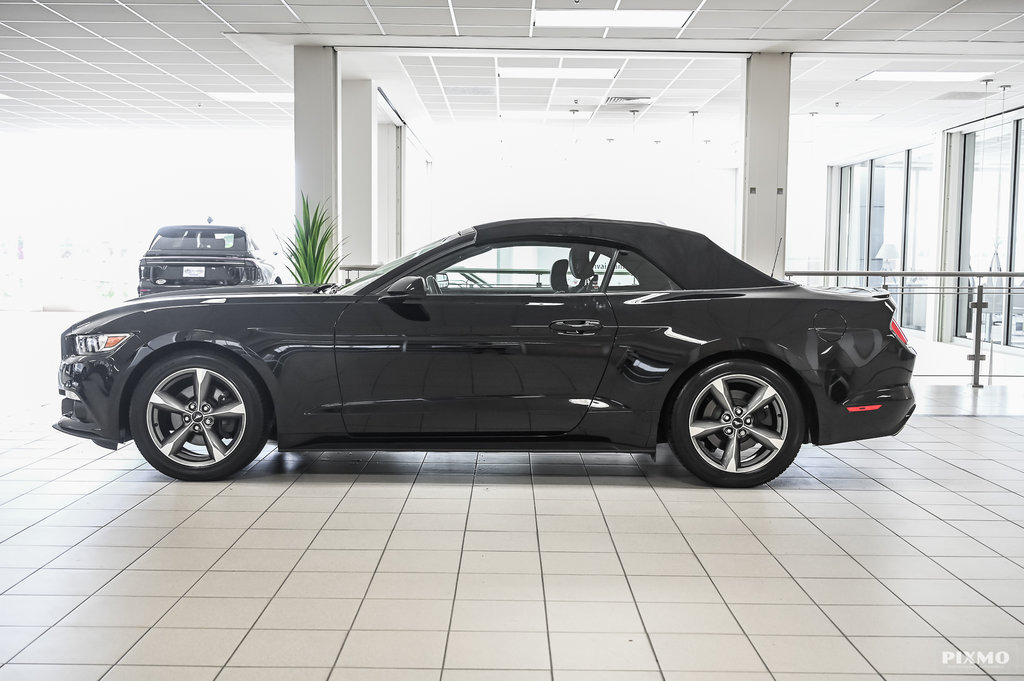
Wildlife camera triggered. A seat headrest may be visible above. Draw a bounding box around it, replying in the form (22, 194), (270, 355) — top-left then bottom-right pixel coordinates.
(569, 246), (594, 280)
(550, 259), (569, 293)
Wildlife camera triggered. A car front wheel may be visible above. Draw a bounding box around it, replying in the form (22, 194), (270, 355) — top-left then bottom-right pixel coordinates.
(128, 353), (268, 481)
(670, 359), (804, 488)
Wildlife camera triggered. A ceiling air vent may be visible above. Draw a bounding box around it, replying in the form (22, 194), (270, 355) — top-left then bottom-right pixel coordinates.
(604, 96), (653, 107)
(931, 91), (993, 101)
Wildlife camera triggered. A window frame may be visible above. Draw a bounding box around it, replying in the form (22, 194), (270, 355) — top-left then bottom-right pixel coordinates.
(368, 236), (681, 297)
(409, 239), (614, 296)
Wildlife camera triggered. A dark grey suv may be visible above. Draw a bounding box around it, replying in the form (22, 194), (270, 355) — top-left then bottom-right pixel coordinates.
(138, 225), (281, 296)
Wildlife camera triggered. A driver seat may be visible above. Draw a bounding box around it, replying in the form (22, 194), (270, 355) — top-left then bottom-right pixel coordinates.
(550, 259), (570, 293)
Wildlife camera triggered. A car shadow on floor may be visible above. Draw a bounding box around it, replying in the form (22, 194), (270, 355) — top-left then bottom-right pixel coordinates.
(228, 444), (719, 490)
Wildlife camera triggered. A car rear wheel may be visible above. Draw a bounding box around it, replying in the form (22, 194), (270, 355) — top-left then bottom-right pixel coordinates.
(670, 359), (803, 488)
(128, 353), (267, 481)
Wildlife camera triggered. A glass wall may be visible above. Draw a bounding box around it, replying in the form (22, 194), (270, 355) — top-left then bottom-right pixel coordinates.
(902, 146), (939, 331)
(836, 146), (938, 328)
(837, 161), (870, 285)
(1012, 131), (1024, 347)
(833, 116), (1024, 352)
(957, 124), (1016, 345)
(868, 153), (907, 276)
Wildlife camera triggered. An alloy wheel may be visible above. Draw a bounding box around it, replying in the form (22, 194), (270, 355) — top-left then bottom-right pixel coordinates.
(687, 373), (788, 474)
(144, 367), (247, 467)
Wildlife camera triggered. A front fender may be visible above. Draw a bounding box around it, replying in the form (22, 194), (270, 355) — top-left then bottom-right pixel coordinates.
(114, 330), (285, 441)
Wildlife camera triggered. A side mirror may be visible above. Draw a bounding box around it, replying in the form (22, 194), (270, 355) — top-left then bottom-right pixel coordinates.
(381, 275), (425, 301)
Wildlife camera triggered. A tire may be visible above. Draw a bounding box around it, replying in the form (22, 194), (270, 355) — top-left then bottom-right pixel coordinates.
(128, 352), (268, 481)
(669, 359), (804, 488)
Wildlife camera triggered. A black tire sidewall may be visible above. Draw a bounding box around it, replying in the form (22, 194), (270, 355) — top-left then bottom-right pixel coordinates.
(671, 359), (804, 488)
(128, 352), (267, 481)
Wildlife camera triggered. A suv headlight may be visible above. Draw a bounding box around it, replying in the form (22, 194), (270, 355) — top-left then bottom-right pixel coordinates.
(74, 333), (132, 354)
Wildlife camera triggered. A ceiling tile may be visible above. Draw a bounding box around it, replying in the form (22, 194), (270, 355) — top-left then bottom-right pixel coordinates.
(839, 12), (936, 30)
(129, 4), (227, 23)
(79, 21), (170, 37)
(452, 8), (529, 25)
(40, 3), (141, 22)
(290, 5), (376, 22)
(688, 10), (776, 28)
(916, 12), (1019, 30)
(762, 10), (857, 30)
(4, 21), (96, 38)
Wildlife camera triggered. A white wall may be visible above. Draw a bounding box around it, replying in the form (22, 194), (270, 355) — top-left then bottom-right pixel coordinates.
(0, 128), (293, 309)
(426, 126), (742, 255)
(400, 129), (434, 252)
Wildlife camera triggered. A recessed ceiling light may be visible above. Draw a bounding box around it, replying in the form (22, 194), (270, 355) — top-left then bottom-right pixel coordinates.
(500, 110), (593, 120)
(859, 71), (992, 83)
(498, 67), (619, 80)
(534, 9), (692, 28)
(208, 92), (293, 103)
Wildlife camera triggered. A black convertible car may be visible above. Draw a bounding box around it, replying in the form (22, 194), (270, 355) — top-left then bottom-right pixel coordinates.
(56, 218), (916, 487)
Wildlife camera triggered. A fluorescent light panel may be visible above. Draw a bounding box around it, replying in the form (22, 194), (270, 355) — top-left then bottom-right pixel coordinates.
(498, 67), (618, 80)
(534, 9), (692, 27)
(208, 92), (294, 103)
(860, 71), (992, 82)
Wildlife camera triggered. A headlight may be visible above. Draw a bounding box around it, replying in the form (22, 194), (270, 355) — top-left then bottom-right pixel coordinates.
(74, 333), (132, 354)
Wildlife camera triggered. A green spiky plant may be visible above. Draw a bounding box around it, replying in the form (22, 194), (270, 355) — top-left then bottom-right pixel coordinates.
(282, 194), (341, 285)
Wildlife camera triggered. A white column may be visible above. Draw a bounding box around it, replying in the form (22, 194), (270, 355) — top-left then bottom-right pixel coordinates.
(741, 52), (791, 276)
(293, 46), (339, 229)
(341, 79), (378, 266)
(377, 122), (400, 263)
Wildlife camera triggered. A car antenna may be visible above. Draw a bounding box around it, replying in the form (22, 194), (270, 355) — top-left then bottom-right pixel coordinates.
(769, 237), (783, 278)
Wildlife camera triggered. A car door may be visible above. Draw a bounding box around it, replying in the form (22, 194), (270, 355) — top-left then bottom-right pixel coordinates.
(335, 240), (618, 436)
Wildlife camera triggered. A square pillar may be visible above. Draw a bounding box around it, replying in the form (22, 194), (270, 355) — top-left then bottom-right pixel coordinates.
(293, 46), (339, 230)
(341, 79), (378, 266)
(742, 53), (791, 276)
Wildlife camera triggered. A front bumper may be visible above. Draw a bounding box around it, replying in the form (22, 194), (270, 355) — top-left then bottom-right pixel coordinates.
(55, 350), (126, 448)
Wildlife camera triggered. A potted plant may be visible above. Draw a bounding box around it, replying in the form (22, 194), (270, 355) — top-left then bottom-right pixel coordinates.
(282, 193), (341, 285)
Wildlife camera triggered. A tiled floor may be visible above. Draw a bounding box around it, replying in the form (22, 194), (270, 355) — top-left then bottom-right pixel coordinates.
(2, 395), (1024, 680)
(3, 312), (1024, 679)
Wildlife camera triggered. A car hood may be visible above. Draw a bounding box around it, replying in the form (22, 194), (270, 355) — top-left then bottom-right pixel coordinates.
(63, 285), (328, 336)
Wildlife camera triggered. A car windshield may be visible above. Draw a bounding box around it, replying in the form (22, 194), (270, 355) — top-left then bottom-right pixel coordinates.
(334, 230), (473, 293)
(150, 228), (248, 252)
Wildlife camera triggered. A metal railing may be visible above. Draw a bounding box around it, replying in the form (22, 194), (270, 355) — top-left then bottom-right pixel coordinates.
(786, 270), (1024, 388)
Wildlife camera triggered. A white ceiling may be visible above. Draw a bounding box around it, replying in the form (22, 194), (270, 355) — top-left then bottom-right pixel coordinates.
(1, 0), (1024, 129)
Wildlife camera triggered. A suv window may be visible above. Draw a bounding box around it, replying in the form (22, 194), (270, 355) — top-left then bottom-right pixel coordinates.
(420, 242), (613, 295)
(150, 228), (248, 252)
(605, 250), (680, 291)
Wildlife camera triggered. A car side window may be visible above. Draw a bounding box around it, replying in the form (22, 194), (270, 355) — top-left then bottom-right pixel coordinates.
(420, 242), (613, 295)
(605, 250), (680, 291)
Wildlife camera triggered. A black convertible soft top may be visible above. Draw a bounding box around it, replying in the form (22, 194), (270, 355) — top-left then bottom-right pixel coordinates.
(473, 217), (783, 290)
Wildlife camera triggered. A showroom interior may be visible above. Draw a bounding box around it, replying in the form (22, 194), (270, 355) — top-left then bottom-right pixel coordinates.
(4, 0), (1024, 679)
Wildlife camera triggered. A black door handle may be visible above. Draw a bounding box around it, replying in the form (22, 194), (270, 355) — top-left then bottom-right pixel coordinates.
(550, 319), (602, 335)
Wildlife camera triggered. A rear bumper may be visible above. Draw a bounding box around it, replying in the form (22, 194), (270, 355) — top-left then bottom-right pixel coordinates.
(815, 384), (916, 446)
(138, 280), (218, 296)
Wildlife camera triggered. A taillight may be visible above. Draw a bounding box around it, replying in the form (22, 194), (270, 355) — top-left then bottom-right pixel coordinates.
(890, 318), (909, 346)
